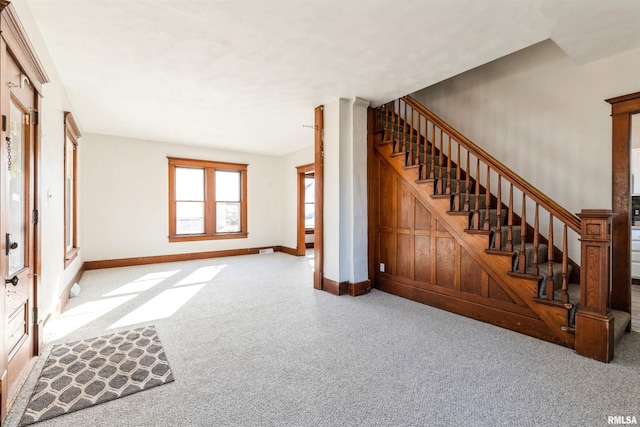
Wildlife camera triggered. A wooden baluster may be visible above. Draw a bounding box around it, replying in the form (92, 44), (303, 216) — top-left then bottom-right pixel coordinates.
(546, 215), (555, 300)
(385, 102), (391, 142)
(408, 105), (414, 166)
(518, 194), (526, 273)
(393, 100), (400, 153)
(472, 158), (481, 229)
(446, 134), (452, 194)
(494, 175), (502, 249)
(561, 225), (569, 303)
(454, 143), (462, 210)
(484, 165), (491, 230)
(403, 100), (408, 154)
(463, 151), (470, 211)
(532, 204), (539, 276)
(506, 184), (513, 252)
(438, 129), (444, 193)
(417, 115), (424, 179)
(429, 123), (436, 179)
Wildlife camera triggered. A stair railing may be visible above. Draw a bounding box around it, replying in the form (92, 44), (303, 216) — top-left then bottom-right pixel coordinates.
(378, 96), (601, 311)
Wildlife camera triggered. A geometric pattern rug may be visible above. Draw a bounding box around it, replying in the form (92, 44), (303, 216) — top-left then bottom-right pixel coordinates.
(19, 325), (174, 426)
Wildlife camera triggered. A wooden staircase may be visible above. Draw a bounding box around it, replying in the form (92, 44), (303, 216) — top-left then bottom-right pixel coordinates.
(368, 96), (630, 362)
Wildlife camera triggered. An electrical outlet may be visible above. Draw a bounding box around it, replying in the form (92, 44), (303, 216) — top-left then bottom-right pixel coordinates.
(380, 263), (385, 273)
(635, 209), (640, 216)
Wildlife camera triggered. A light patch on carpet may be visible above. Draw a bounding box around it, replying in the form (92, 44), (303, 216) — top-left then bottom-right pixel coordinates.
(103, 270), (180, 297)
(109, 284), (205, 329)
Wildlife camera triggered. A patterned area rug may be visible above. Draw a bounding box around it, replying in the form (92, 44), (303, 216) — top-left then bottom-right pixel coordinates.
(19, 325), (174, 426)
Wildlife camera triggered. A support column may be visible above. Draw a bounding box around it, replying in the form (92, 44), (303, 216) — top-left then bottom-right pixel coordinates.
(574, 209), (616, 362)
(321, 97), (371, 296)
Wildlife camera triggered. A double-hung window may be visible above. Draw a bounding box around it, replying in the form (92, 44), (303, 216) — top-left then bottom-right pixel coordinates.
(168, 157), (247, 242)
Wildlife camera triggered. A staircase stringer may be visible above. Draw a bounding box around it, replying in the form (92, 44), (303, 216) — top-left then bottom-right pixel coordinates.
(375, 142), (575, 347)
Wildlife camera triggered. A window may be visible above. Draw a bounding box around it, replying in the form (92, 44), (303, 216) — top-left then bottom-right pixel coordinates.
(64, 112), (81, 267)
(168, 157), (247, 242)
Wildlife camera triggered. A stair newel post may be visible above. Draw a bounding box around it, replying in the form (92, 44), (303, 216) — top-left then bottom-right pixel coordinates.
(472, 158), (481, 229)
(454, 143), (462, 210)
(429, 123), (436, 179)
(506, 184), (513, 252)
(463, 151), (470, 211)
(494, 175), (502, 249)
(561, 224), (569, 304)
(546, 215), (555, 301)
(518, 194), (527, 273)
(575, 209), (616, 363)
(532, 204), (539, 276)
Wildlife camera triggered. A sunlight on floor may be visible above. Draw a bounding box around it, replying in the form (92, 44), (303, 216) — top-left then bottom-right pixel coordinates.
(109, 284), (206, 329)
(48, 295), (137, 341)
(103, 270), (180, 297)
(306, 249), (314, 269)
(175, 265), (225, 287)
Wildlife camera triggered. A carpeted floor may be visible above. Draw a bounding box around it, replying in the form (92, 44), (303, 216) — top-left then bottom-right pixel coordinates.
(4, 251), (640, 426)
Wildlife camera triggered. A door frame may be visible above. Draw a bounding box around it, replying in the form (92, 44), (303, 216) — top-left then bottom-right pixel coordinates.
(296, 163), (314, 256)
(314, 106), (324, 290)
(607, 91), (640, 318)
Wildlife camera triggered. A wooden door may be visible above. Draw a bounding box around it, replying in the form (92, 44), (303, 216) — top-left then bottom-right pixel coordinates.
(2, 54), (36, 406)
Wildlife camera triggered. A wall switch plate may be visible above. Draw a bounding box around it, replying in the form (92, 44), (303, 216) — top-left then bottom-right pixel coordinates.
(379, 263), (385, 273)
(634, 209), (640, 216)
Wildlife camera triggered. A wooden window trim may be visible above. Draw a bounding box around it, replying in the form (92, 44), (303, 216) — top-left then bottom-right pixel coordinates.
(168, 157), (248, 242)
(64, 111), (81, 268)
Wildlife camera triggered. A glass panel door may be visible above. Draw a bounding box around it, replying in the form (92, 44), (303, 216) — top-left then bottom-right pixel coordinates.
(8, 99), (27, 275)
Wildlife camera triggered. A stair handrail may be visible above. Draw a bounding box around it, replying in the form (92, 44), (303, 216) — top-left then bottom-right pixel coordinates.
(402, 95), (581, 234)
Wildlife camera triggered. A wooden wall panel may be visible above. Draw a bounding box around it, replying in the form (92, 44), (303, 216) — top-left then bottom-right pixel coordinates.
(397, 182), (412, 230)
(415, 200), (431, 230)
(436, 237), (455, 288)
(396, 233), (413, 280)
(414, 235), (431, 283)
(488, 277), (516, 304)
(460, 247), (485, 296)
(380, 231), (395, 276)
(380, 166), (394, 229)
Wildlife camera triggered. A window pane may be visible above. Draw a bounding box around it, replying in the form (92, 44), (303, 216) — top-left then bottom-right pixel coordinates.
(176, 201), (204, 234)
(304, 177), (314, 203)
(215, 170), (240, 201)
(305, 203), (314, 229)
(216, 202), (240, 232)
(176, 167), (204, 201)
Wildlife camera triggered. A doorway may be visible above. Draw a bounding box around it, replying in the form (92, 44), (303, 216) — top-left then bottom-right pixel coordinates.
(296, 164), (314, 256)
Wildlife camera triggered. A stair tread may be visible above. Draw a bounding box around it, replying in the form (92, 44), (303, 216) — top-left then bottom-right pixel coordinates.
(612, 310), (631, 345)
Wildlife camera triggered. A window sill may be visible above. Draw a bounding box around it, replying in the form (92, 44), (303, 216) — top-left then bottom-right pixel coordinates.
(169, 232), (248, 243)
(64, 247), (80, 269)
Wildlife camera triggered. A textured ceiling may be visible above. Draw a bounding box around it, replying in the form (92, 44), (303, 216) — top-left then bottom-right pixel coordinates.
(23, 0), (640, 155)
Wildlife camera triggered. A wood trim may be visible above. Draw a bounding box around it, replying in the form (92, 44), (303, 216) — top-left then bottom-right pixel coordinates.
(607, 92), (637, 315)
(84, 246), (290, 270)
(349, 280), (371, 296)
(402, 96), (581, 234)
(0, 4), (49, 94)
(305, 242), (314, 249)
(279, 246), (298, 256)
(322, 278), (348, 296)
(314, 106), (324, 290)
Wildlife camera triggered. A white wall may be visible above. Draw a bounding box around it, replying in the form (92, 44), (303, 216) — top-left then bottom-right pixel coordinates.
(13, 0), (84, 321)
(323, 98), (369, 284)
(81, 134), (287, 261)
(412, 40), (640, 215)
(279, 146), (314, 250)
